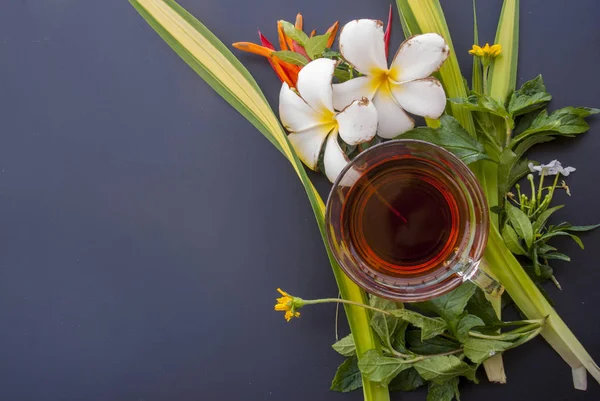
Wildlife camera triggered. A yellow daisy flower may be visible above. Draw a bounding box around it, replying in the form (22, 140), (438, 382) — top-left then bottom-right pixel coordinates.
(469, 43), (502, 66)
(469, 44), (484, 57)
(274, 288), (303, 322)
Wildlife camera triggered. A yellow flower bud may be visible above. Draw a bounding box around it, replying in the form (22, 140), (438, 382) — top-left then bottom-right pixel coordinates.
(469, 43), (502, 66)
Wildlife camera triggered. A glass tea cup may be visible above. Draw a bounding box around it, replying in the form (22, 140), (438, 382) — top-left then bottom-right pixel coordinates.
(325, 140), (502, 302)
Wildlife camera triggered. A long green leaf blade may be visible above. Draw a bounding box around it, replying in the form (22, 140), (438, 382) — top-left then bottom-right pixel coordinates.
(488, 0), (520, 102)
(471, 0), (483, 92)
(129, 1), (389, 399)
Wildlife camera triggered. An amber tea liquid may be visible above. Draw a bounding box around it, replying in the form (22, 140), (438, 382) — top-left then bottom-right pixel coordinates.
(341, 157), (462, 279)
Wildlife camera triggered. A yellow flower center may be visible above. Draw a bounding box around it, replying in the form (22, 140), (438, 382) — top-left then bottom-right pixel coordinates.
(370, 69), (391, 91)
(319, 108), (336, 124)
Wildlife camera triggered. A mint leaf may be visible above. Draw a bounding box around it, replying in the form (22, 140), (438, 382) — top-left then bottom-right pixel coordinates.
(389, 309), (448, 341)
(415, 355), (477, 384)
(466, 288), (501, 326)
(358, 350), (412, 386)
(304, 33), (331, 59)
(512, 134), (555, 157)
(463, 338), (512, 364)
(514, 106), (599, 143)
(332, 334), (356, 357)
(449, 91), (510, 119)
(369, 296), (401, 347)
(272, 50), (308, 66)
(426, 377), (460, 401)
(392, 321), (410, 354)
(474, 112), (501, 151)
(399, 115), (489, 165)
(561, 106), (600, 118)
(371, 312), (397, 348)
(389, 367), (426, 392)
(279, 20), (309, 46)
(406, 330), (461, 355)
(513, 109), (542, 136)
(497, 148), (533, 209)
(508, 75), (552, 117)
(369, 295), (400, 311)
(506, 203), (534, 248)
(525, 263), (554, 280)
(415, 283), (477, 325)
(502, 224), (528, 255)
(497, 148), (518, 202)
(330, 356), (362, 392)
(508, 157), (533, 192)
(532, 205), (564, 232)
(456, 314), (485, 342)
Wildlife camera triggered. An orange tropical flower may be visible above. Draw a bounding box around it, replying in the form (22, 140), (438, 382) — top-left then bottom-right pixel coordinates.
(233, 13), (339, 88)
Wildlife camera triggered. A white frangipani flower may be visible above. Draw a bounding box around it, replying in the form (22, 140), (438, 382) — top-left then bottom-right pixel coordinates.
(528, 160), (576, 176)
(333, 19), (450, 138)
(279, 58), (378, 182)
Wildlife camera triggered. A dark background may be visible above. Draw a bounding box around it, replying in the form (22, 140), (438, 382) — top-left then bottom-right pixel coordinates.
(0, 0), (598, 400)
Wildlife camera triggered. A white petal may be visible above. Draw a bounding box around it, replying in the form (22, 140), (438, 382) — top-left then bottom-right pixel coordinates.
(279, 83), (324, 132)
(288, 124), (334, 170)
(323, 131), (350, 183)
(390, 33), (450, 82)
(296, 58), (336, 114)
(339, 19), (388, 75)
(332, 76), (377, 111)
(372, 86), (414, 138)
(389, 78), (447, 118)
(561, 166), (576, 176)
(335, 98), (378, 145)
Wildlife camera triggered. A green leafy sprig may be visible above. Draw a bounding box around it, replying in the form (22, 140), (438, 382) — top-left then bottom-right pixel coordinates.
(498, 170), (600, 291)
(448, 75), (598, 291)
(330, 284), (545, 400)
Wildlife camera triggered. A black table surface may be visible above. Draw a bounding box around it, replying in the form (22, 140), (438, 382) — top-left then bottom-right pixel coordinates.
(1, 0), (599, 400)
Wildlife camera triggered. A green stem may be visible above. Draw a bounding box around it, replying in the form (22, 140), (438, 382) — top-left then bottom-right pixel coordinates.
(383, 345), (463, 363)
(482, 64), (490, 95)
(468, 323), (540, 340)
(505, 118), (512, 147)
(550, 275), (563, 290)
(305, 298), (393, 316)
(383, 346), (412, 359)
(402, 348), (463, 364)
(548, 173), (561, 200)
(469, 331), (504, 340)
(537, 173), (545, 205)
(528, 174), (537, 213)
(440, 332), (458, 341)
(510, 322), (543, 335)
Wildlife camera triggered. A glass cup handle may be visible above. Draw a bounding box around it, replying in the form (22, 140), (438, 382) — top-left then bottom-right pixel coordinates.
(462, 259), (504, 297)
